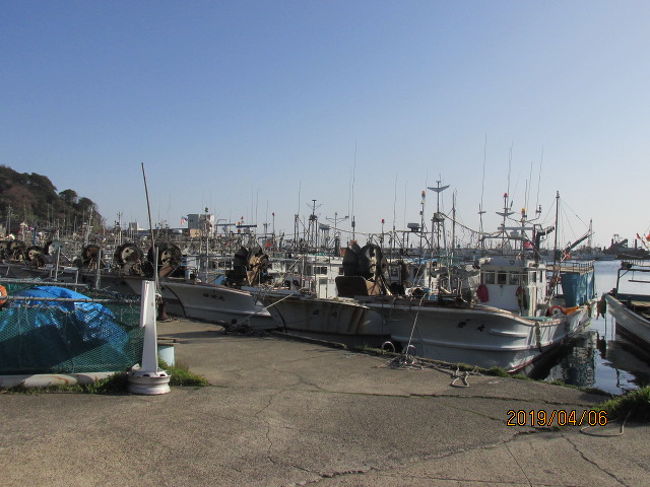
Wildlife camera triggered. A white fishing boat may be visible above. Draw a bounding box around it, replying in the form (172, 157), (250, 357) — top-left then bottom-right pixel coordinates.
(29, 242), (277, 329)
(246, 252), (389, 346)
(605, 259), (650, 350)
(338, 192), (596, 371)
(355, 256), (594, 371)
(256, 289), (388, 346)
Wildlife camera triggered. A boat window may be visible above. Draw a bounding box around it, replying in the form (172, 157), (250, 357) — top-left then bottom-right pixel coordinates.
(520, 273), (528, 285)
(497, 272), (507, 285)
(483, 271), (496, 284)
(530, 271), (536, 283)
(509, 272), (520, 285)
(339, 267), (345, 275)
(315, 266), (328, 275)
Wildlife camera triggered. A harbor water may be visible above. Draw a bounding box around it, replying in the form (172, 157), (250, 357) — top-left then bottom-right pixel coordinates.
(533, 260), (650, 394)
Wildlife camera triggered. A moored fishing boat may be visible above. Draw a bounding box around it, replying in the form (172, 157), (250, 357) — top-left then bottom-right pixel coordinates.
(338, 192), (597, 371)
(605, 259), (650, 351)
(355, 256), (595, 371)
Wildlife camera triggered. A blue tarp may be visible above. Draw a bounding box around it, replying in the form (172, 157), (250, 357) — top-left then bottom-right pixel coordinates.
(561, 271), (595, 307)
(0, 286), (141, 374)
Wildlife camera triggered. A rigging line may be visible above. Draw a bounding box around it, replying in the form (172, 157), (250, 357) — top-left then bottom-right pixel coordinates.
(403, 182), (407, 229)
(560, 206), (579, 243)
(525, 160), (533, 212)
(560, 199), (589, 228)
(392, 174), (397, 231)
(438, 212), (481, 235)
(351, 141), (357, 223)
(535, 147), (543, 211)
(511, 169), (522, 209)
(506, 143), (513, 198)
(480, 134), (487, 211)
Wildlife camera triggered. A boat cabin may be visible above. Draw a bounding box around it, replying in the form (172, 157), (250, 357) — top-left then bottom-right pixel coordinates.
(478, 256), (547, 316)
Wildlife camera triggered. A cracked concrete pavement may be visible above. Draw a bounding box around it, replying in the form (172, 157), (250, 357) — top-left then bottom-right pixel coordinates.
(0, 318), (647, 487)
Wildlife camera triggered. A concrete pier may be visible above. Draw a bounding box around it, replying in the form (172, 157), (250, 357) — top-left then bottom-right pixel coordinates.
(0, 318), (648, 486)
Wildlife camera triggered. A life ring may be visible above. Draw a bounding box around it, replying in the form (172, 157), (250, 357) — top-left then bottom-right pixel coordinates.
(0, 285), (7, 308)
(548, 305), (565, 317)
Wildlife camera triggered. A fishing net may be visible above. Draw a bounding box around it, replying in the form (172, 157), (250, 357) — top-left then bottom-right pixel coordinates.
(0, 280), (143, 375)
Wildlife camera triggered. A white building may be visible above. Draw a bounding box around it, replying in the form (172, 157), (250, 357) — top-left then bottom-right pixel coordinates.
(187, 213), (216, 237)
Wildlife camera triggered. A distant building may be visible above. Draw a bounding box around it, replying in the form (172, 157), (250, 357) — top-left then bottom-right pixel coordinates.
(186, 213), (216, 237)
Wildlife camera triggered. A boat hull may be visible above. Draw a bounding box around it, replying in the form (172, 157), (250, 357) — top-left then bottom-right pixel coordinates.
(605, 294), (650, 349)
(77, 273), (274, 329)
(160, 280), (274, 329)
(364, 299), (592, 372)
(258, 292), (389, 347)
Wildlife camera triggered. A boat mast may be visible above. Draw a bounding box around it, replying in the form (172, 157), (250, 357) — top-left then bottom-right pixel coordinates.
(451, 191), (456, 260)
(419, 190), (425, 257)
(479, 135), (487, 252)
(551, 191), (560, 295)
(496, 192), (514, 252)
(141, 162), (159, 291)
(427, 179), (449, 253)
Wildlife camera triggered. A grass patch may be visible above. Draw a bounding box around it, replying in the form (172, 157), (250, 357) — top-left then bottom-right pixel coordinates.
(159, 360), (209, 387)
(544, 379), (609, 396)
(594, 386), (650, 423)
(485, 366), (510, 377)
(512, 373), (533, 381)
(0, 373), (130, 394)
(1, 362), (208, 394)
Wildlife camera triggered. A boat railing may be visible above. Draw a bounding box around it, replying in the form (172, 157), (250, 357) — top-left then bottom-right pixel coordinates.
(620, 259), (650, 271)
(548, 261), (594, 274)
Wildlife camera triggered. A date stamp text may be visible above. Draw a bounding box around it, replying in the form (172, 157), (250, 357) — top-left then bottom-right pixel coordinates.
(506, 409), (608, 427)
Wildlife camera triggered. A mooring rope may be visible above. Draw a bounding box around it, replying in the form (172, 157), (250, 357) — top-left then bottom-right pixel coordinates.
(579, 409), (631, 437)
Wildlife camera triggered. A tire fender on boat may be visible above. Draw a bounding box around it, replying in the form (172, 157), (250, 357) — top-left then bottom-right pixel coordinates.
(548, 305), (565, 317)
(0, 284), (7, 308)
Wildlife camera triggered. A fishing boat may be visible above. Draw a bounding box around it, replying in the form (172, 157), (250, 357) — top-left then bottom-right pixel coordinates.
(15, 241), (278, 330)
(605, 259), (650, 351)
(352, 256), (595, 371)
(249, 253), (389, 347)
(338, 192), (597, 371)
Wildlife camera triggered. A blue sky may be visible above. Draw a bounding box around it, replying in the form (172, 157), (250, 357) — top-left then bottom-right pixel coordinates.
(2, 1), (649, 248)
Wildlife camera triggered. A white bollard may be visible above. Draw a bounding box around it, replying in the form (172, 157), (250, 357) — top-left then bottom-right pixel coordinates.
(128, 280), (171, 395)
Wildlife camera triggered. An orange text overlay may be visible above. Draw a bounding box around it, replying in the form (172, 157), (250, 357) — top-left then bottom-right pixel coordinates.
(506, 409), (608, 427)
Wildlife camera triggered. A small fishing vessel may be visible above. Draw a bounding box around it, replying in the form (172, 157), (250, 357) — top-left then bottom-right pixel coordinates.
(339, 192), (597, 372)
(354, 256), (595, 371)
(605, 259), (650, 351)
(247, 252), (390, 346)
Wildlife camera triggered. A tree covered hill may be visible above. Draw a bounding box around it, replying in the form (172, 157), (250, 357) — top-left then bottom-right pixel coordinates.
(0, 165), (103, 235)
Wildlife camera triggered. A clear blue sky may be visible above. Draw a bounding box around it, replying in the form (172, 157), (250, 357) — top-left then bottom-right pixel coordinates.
(2, 1), (649, 248)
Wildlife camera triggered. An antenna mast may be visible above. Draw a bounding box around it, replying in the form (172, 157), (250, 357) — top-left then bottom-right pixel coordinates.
(479, 135), (487, 251)
(427, 179), (449, 252)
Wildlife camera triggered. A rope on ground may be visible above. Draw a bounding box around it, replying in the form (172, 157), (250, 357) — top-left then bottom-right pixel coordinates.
(380, 346), (483, 388)
(579, 410), (631, 437)
(450, 366), (471, 388)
